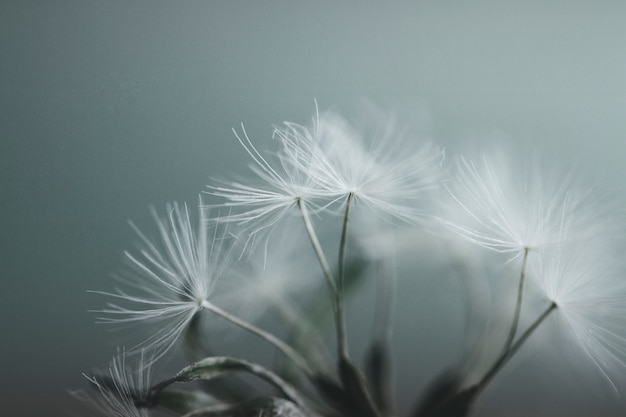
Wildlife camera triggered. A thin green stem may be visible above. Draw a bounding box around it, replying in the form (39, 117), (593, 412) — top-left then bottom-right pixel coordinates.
(336, 194), (382, 417)
(201, 301), (314, 377)
(298, 198), (350, 365)
(476, 302), (557, 395)
(502, 247), (530, 356)
(298, 196), (377, 415)
(336, 192), (354, 360)
(297, 199), (336, 294)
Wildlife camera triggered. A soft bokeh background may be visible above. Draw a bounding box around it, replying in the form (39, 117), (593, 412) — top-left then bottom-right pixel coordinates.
(3, 1), (626, 416)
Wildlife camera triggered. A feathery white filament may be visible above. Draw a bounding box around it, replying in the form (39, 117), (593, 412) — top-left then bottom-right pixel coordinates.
(92, 202), (233, 364)
(75, 350), (152, 417)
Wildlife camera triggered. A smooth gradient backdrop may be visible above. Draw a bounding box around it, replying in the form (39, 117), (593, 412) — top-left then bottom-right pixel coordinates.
(2, 1), (626, 416)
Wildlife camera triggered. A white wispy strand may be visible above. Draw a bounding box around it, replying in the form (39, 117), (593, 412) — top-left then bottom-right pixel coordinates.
(74, 350), (152, 417)
(206, 107), (444, 245)
(287, 111), (445, 222)
(205, 119), (328, 244)
(531, 244), (626, 391)
(91, 201), (233, 363)
(440, 149), (605, 262)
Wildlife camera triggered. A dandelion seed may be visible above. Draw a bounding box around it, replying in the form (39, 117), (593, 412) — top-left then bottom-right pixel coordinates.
(205, 118), (327, 247)
(530, 243), (626, 390)
(440, 148), (607, 262)
(289, 110), (444, 222)
(91, 201), (234, 364)
(73, 350), (152, 417)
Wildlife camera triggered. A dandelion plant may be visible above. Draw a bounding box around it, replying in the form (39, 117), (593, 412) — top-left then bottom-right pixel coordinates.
(76, 105), (626, 417)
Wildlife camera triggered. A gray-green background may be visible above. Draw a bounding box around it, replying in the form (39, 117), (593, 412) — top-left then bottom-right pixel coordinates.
(3, 1), (626, 416)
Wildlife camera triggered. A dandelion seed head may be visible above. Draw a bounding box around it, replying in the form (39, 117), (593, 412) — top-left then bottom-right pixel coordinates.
(73, 350), (152, 417)
(92, 201), (235, 364)
(205, 118), (329, 249)
(531, 243), (626, 391)
(289, 108), (445, 222)
(440, 146), (610, 262)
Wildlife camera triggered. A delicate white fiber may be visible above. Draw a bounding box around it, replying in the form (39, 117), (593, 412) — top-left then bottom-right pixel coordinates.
(92, 201), (234, 364)
(74, 350), (152, 417)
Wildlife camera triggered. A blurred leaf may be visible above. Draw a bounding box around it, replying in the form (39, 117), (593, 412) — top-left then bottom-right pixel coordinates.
(286, 255), (370, 368)
(412, 371), (477, 417)
(364, 340), (392, 414)
(181, 397), (307, 417)
(310, 358), (381, 417)
(310, 255), (370, 330)
(338, 357), (380, 417)
(310, 373), (348, 413)
(427, 387), (477, 417)
(343, 255), (370, 289)
(184, 313), (209, 361)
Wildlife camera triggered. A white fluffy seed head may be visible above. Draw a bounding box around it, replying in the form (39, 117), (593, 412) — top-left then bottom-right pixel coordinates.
(204, 119), (330, 252)
(440, 147), (611, 263)
(74, 350), (152, 417)
(92, 201), (235, 364)
(284, 109), (445, 222)
(530, 242), (626, 391)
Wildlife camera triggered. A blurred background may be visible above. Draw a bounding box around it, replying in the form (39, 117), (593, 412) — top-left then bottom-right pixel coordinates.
(2, 1), (626, 416)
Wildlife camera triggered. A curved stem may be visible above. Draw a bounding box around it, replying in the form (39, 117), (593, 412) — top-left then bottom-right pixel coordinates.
(201, 301), (314, 377)
(336, 192), (354, 360)
(150, 357), (314, 415)
(476, 302), (557, 395)
(298, 198), (349, 363)
(297, 199), (336, 294)
(502, 247), (530, 356)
